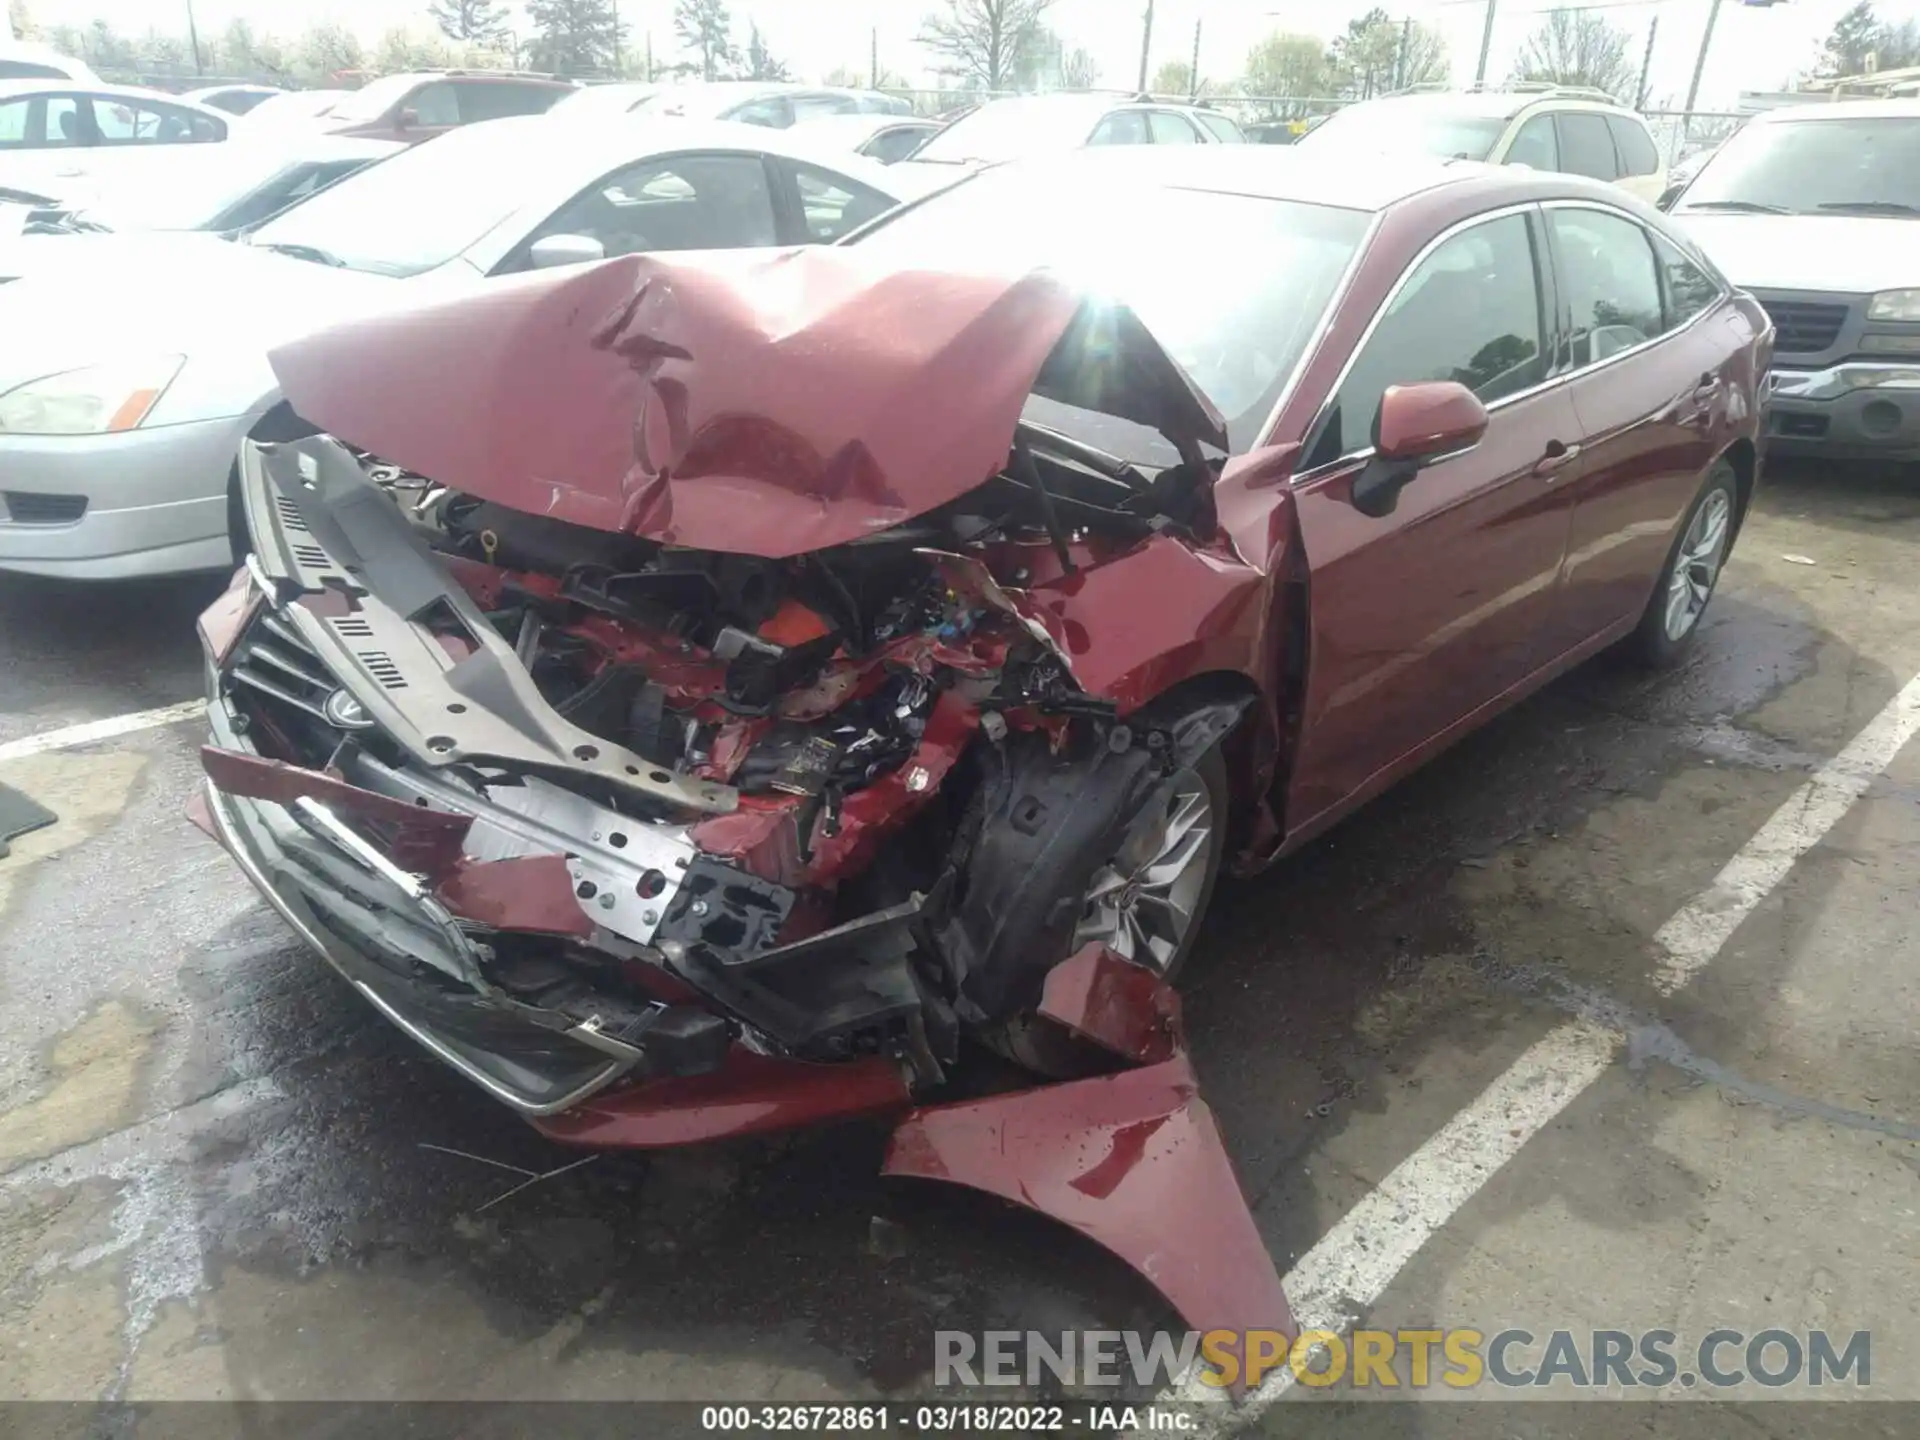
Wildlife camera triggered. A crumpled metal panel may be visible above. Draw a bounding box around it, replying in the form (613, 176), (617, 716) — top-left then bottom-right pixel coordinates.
(265, 246), (1226, 558)
(883, 1050), (1295, 1350)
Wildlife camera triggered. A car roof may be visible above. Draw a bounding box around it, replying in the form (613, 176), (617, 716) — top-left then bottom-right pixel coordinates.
(975, 142), (1638, 214)
(429, 113), (912, 196)
(1751, 98), (1920, 122)
(1339, 89), (1635, 121)
(799, 113), (935, 140)
(0, 79), (230, 115)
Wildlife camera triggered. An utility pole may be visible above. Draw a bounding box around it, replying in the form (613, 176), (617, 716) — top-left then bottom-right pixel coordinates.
(185, 0), (204, 74)
(1137, 0), (1154, 91)
(871, 26), (879, 89)
(1396, 16), (1412, 91)
(646, 32), (654, 82)
(1189, 18), (1201, 99)
(1683, 0), (1725, 113)
(1636, 16), (1659, 109)
(1473, 0), (1496, 88)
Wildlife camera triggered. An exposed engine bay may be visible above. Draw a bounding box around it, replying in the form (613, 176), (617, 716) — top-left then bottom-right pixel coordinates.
(215, 426), (1243, 1099)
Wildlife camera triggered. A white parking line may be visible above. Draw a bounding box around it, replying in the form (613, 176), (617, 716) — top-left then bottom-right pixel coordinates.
(1173, 670), (1920, 1426)
(0, 701), (203, 766)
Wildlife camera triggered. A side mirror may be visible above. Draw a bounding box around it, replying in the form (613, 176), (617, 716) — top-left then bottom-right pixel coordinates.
(1351, 381), (1489, 518)
(1656, 182), (1684, 211)
(529, 233), (607, 270)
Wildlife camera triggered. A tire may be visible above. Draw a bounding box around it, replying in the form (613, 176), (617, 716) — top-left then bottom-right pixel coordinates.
(983, 742), (1230, 1078)
(1625, 460), (1738, 668)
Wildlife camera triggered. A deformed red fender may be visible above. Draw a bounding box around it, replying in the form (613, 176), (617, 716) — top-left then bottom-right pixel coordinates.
(883, 1054), (1294, 1348)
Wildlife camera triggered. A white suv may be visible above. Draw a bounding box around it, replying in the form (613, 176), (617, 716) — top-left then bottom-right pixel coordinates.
(1296, 87), (1669, 204)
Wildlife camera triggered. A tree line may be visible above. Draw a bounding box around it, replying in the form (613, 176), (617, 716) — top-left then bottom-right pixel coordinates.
(18, 0), (1862, 108)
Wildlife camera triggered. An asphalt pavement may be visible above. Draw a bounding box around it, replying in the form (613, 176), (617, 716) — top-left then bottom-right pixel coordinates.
(1, 460), (1917, 1434)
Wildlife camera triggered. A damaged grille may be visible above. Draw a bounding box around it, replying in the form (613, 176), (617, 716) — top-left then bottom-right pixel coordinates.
(230, 612), (340, 725)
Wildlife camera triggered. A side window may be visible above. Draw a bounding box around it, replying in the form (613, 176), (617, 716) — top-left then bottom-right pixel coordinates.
(1505, 115), (1558, 171)
(1148, 111), (1200, 144)
(0, 99), (27, 145)
(793, 93), (858, 122)
(1089, 110), (1150, 145)
(863, 126), (928, 164)
(1652, 231), (1721, 329)
(1317, 213), (1545, 462)
(95, 100), (212, 145)
(1555, 113), (1619, 181)
(44, 96), (93, 146)
(409, 83), (460, 127)
(1549, 208), (1665, 364)
(458, 82), (556, 122)
(727, 96), (792, 128)
(790, 162), (895, 241)
(190, 111), (227, 142)
(1195, 112), (1246, 142)
(507, 153), (778, 272)
(1607, 116), (1661, 178)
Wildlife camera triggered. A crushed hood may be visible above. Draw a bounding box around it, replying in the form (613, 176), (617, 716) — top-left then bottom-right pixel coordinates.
(267, 245), (1227, 558)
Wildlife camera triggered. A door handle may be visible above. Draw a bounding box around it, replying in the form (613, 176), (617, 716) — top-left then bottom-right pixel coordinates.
(1533, 440), (1582, 477)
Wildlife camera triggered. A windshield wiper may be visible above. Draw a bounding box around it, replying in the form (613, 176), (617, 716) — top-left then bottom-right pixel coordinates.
(1816, 200), (1920, 217)
(249, 239), (347, 267)
(1679, 199), (1795, 215)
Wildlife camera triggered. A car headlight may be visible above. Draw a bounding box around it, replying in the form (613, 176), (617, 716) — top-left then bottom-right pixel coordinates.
(0, 356), (185, 436)
(1867, 290), (1920, 322)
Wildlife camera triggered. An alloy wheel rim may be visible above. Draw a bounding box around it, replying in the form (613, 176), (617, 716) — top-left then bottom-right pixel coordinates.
(1664, 488), (1732, 642)
(1073, 769), (1214, 974)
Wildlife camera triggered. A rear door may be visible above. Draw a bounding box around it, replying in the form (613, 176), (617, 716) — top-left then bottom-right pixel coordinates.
(1285, 207), (1583, 833)
(1554, 111), (1622, 186)
(1539, 203), (1731, 651)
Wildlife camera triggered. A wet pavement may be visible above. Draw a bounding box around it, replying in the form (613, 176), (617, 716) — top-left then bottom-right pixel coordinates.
(2, 459), (1918, 1428)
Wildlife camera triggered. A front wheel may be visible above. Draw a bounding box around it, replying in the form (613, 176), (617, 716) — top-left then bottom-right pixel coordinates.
(1626, 461), (1738, 667)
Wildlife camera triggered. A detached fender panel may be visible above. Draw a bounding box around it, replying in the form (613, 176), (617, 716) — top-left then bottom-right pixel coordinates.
(883, 1053), (1295, 1346)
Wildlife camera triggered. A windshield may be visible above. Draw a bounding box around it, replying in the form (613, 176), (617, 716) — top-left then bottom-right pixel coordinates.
(77, 146), (295, 230)
(1297, 101), (1507, 161)
(250, 125), (541, 276)
(850, 165), (1369, 452)
(1678, 117), (1920, 214)
(914, 97), (1110, 164)
(324, 75), (415, 124)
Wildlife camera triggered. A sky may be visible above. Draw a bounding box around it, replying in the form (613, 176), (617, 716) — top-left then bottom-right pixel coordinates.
(12, 0), (1920, 109)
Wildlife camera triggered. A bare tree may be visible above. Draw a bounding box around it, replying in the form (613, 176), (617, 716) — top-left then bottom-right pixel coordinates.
(1511, 10), (1636, 100)
(1060, 45), (1099, 89)
(675, 0), (739, 81)
(745, 22), (791, 81)
(918, 0), (1057, 91)
(427, 0), (508, 45)
(9, 0), (36, 41)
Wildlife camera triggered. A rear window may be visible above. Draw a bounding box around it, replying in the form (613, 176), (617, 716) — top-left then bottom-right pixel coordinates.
(1556, 113), (1620, 181)
(1607, 115), (1660, 177)
(1195, 111), (1246, 143)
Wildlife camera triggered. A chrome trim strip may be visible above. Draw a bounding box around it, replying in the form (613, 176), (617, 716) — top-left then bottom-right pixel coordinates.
(230, 668), (330, 720)
(205, 779), (630, 1117)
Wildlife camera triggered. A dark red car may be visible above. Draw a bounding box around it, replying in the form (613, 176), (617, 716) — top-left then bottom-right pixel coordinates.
(193, 148), (1768, 1346)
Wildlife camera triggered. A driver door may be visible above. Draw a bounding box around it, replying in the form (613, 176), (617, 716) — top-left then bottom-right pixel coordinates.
(1283, 207), (1583, 839)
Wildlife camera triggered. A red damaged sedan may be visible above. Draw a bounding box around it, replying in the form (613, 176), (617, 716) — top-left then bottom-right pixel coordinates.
(193, 147), (1769, 1344)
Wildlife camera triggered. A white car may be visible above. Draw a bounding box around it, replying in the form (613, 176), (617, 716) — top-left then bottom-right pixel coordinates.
(1294, 88), (1668, 205)
(240, 89), (351, 130)
(1670, 99), (1920, 459)
(0, 81), (230, 202)
(1, 135), (398, 270)
(794, 112), (941, 164)
(0, 41), (98, 84)
(183, 84), (286, 117)
(0, 117), (912, 580)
